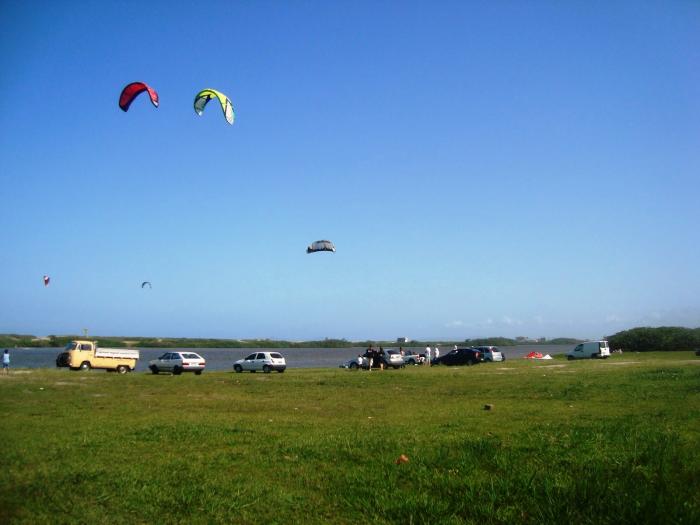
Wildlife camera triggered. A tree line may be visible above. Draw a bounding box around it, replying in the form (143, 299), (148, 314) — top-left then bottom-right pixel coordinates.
(606, 326), (700, 352)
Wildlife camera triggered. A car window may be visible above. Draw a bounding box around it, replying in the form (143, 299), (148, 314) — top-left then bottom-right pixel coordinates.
(270, 353), (283, 359)
(256, 353), (266, 360)
(245, 354), (256, 360)
(182, 353), (200, 359)
(158, 353), (169, 360)
(575, 345), (582, 352)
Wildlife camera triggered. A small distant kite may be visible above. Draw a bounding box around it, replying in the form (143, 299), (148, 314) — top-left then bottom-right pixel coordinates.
(307, 240), (335, 254)
(119, 82), (159, 112)
(43, 275), (50, 286)
(141, 281), (152, 289)
(194, 88), (234, 125)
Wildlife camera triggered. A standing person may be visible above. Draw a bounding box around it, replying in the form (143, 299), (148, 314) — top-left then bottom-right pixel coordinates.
(2, 349), (9, 374)
(434, 346), (440, 361)
(378, 347), (386, 370)
(365, 344), (374, 371)
(425, 345), (431, 366)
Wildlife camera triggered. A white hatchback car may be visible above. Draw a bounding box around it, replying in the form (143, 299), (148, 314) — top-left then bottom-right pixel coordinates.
(149, 351), (206, 375)
(233, 352), (286, 373)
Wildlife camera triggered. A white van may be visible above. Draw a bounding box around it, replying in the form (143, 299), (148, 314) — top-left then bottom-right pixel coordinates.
(567, 341), (610, 360)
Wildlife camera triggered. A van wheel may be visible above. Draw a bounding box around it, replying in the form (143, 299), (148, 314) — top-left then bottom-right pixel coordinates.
(150, 365), (159, 374)
(80, 361), (91, 371)
(234, 365), (243, 373)
(263, 365), (271, 373)
(116, 365), (128, 374)
(567, 355), (575, 361)
(173, 366), (183, 375)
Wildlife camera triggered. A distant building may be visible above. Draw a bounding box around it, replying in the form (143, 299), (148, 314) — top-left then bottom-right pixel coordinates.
(397, 337), (409, 343)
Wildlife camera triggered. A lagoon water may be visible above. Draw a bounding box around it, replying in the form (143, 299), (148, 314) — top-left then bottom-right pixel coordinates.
(5, 345), (573, 371)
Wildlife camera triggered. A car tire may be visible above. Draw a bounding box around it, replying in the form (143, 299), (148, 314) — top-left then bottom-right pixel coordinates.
(408, 359), (415, 365)
(263, 365), (271, 373)
(277, 369), (284, 373)
(349, 362), (358, 369)
(567, 355), (575, 361)
(150, 365), (159, 374)
(234, 364), (243, 373)
(80, 361), (91, 371)
(194, 370), (202, 375)
(173, 366), (183, 376)
(116, 365), (128, 374)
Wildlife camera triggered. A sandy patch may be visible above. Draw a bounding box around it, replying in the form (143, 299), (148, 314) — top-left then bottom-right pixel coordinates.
(604, 361), (640, 365)
(539, 364), (566, 368)
(497, 368), (515, 371)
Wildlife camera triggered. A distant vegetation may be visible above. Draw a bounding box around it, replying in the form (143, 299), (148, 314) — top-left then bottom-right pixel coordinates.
(0, 334), (582, 349)
(2, 327), (696, 351)
(607, 326), (700, 352)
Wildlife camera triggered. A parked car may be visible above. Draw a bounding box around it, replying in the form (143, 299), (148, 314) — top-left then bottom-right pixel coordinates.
(402, 350), (425, 365)
(233, 352), (286, 373)
(149, 351), (206, 375)
(431, 347), (482, 367)
(340, 356), (369, 369)
(383, 349), (405, 369)
(476, 346), (505, 362)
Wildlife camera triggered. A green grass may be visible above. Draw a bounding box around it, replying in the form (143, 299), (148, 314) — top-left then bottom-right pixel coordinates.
(1, 353), (699, 524)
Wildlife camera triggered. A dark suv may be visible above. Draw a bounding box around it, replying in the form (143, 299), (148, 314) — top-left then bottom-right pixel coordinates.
(431, 347), (481, 366)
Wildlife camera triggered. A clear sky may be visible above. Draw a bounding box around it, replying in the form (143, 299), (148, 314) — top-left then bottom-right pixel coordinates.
(1, 1), (698, 341)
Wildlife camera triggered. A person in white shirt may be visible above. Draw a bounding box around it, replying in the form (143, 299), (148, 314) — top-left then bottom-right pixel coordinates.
(424, 346), (431, 366)
(434, 346), (440, 361)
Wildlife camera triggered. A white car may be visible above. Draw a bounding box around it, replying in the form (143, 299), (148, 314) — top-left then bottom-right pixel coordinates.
(149, 351), (206, 375)
(401, 350), (425, 365)
(476, 346), (505, 362)
(233, 352), (286, 373)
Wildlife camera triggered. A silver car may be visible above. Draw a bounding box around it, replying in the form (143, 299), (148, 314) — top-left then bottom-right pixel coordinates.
(149, 351), (206, 375)
(233, 352), (286, 373)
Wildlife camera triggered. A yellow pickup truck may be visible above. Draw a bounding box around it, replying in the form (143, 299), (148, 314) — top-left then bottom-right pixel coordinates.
(55, 340), (139, 373)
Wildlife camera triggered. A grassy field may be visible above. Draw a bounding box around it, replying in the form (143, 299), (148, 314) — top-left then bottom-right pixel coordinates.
(1, 353), (698, 524)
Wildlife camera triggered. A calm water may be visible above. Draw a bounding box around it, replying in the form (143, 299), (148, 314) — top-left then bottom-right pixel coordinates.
(4, 345), (573, 372)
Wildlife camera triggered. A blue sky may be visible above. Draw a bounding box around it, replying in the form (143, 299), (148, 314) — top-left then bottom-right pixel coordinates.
(1, 1), (698, 341)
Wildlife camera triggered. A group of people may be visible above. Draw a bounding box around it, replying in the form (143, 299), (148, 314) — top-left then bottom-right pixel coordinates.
(357, 344), (441, 370)
(360, 345), (387, 370)
(423, 345), (440, 365)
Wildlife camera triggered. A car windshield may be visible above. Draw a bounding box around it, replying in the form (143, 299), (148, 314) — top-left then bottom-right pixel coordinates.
(65, 342), (77, 351)
(182, 353), (200, 359)
(270, 353), (283, 359)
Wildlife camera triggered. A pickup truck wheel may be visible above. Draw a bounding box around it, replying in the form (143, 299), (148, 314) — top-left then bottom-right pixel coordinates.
(80, 361), (91, 371)
(173, 366), (183, 376)
(263, 365), (271, 373)
(234, 365), (243, 373)
(116, 365), (128, 374)
(150, 365), (159, 374)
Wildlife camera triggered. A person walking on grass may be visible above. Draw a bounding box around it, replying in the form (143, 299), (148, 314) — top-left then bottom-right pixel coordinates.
(425, 345), (431, 366)
(2, 349), (9, 374)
